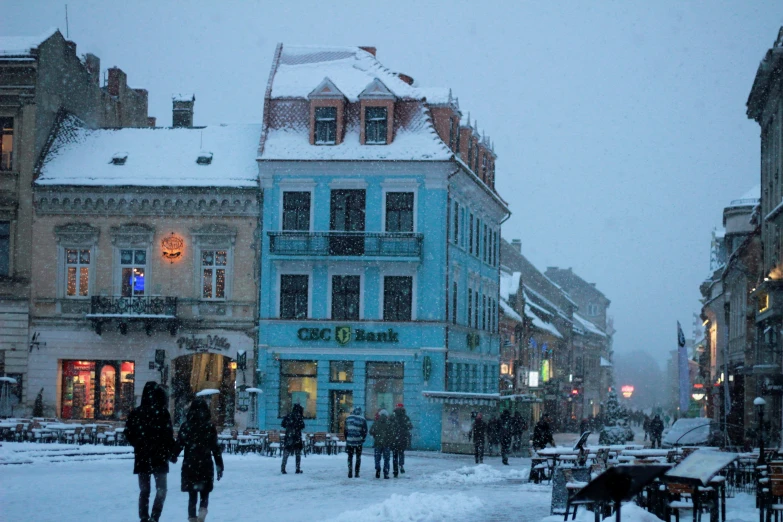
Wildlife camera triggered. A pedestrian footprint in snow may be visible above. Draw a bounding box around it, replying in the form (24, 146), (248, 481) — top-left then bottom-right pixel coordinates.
(125, 382), (177, 522)
(172, 397), (224, 522)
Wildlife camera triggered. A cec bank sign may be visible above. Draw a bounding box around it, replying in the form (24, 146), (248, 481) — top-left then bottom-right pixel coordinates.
(297, 325), (400, 346)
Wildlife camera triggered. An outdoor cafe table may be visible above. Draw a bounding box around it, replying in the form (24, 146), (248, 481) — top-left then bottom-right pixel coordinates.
(664, 450), (738, 522)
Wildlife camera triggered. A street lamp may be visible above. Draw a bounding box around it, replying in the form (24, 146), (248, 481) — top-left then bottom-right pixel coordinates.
(691, 383), (705, 402)
(755, 397), (767, 465)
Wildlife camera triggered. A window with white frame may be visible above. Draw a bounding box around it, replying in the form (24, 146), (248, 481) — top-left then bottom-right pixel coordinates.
(65, 248), (91, 298)
(383, 276), (412, 321)
(331, 275), (360, 320)
(282, 191), (311, 231)
(385, 192), (414, 232)
(365, 107), (388, 145)
(201, 250), (227, 300)
(314, 107), (337, 145)
(120, 249), (147, 297)
(280, 274), (308, 319)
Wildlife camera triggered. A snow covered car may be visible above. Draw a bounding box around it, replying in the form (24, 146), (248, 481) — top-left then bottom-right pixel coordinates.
(661, 418), (718, 448)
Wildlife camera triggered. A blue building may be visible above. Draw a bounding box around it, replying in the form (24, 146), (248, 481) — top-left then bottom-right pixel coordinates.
(256, 45), (509, 450)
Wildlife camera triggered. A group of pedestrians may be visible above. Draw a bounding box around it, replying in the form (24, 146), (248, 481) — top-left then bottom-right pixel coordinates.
(469, 409), (526, 465)
(368, 404), (413, 478)
(125, 381), (224, 522)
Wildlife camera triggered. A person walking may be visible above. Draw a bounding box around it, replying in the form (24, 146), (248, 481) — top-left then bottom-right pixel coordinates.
(649, 415), (664, 448)
(125, 382), (176, 522)
(344, 406), (368, 478)
(281, 403), (305, 474)
(469, 413), (487, 464)
(511, 412), (526, 452)
(499, 409), (513, 465)
(370, 409), (392, 479)
(532, 413), (556, 451)
(173, 398), (224, 522)
(487, 416), (500, 456)
(642, 415), (651, 442)
(390, 403), (413, 477)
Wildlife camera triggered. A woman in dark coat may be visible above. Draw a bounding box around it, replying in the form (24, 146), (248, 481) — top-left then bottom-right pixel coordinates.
(281, 403), (305, 474)
(125, 382), (176, 522)
(174, 398), (224, 522)
(389, 404), (413, 477)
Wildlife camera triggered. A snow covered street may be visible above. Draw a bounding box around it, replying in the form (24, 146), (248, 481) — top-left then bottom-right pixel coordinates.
(0, 444), (551, 522)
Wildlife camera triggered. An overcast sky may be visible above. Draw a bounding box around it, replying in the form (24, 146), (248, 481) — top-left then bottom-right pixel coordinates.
(6, 1), (783, 370)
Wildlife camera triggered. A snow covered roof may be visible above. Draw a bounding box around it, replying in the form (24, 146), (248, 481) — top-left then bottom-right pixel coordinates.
(499, 271), (521, 300)
(600, 357), (613, 367)
(260, 104), (451, 161)
(499, 298), (523, 323)
(0, 28), (57, 56)
(272, 45), (424, 102)
(729, 184), (760, 207)
(523, 287), (571, 323)
(37, 115), (261, 188)
(573, 313), (607, 338)
(524, 303), (563, 339)
(172, 93), (195, 102)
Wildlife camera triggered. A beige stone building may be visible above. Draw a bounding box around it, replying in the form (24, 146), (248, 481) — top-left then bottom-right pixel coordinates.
(0, 29), (150, 413)
(29, 102), (261, 426)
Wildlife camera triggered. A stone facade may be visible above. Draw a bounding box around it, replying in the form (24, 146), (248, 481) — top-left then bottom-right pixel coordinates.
(0, 29), (150, 413)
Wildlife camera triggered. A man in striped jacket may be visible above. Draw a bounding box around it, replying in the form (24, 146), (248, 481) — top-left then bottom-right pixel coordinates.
(344, 406), (368, 478)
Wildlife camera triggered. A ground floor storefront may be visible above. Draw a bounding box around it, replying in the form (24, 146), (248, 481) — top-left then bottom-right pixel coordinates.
(258, 321), (449, 450)
(27, 326), (255, 427)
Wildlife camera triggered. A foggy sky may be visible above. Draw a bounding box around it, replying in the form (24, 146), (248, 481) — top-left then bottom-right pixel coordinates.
(6, 1), (783, 370)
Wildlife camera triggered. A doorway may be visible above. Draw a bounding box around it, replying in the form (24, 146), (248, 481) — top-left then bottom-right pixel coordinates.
(172, 354), (236, 426)
(329, 390), (353, 434)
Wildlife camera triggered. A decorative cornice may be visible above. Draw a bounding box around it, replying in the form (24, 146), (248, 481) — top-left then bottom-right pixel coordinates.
(111, 223), (154, 247)
(35, 187), (259, 217)
(54, 222), (99, 245)
(190, 223), (238, 247)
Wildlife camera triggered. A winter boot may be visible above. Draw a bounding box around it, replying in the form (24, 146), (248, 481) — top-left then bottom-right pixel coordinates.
(189, 518), (198, 522)
(393, 471), (398, 478)
(376, 470), (380, 479)
(355, 470), (360, 478)
(295, 468), (303, 474)
(384, 472), (389, 479)
(197, 507), (208, 522)
(400, 466), (405, 474)
(281, 468), (287, 474)
(348, 469), (353, 478)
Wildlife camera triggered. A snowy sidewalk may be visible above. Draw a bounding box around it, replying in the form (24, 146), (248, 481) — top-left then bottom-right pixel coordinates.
(0, 446), (550, 522)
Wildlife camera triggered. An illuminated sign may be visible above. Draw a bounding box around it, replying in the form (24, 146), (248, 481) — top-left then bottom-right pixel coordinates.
(541, 360), (550, 383)
(161, 233), (184, 262)
(621, 385), (634, 398)
(297, 326), (399, 345)
(529, 371), (540, 388)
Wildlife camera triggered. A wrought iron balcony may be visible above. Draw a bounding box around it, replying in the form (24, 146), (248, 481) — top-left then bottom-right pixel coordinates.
(268, 231), (423, 258)
(89, 295), (177, 317)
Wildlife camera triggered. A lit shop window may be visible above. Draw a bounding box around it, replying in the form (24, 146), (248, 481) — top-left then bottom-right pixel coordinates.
(365, 362), (403, 419)
(279, 360), (317, 419)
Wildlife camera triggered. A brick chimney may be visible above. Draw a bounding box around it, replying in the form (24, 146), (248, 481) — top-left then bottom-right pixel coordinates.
(147, 116), (157, 127)
(511, 239), (521, 253)
(172, 94), (195, 128)
(107, 67), (127, 97)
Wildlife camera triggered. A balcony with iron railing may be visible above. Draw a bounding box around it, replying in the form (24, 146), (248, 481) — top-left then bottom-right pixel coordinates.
(268, 231), (423, 259)
(87, 295), (178, 335)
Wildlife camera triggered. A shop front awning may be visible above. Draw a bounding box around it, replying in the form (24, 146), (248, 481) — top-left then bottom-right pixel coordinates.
(422, 391), (542, 406)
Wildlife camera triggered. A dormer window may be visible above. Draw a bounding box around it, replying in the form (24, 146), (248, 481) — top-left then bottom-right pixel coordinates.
(365, 107), (388, 145)
(314, 107), (337, 145)
(111, 152), (128, 165)
(359, 78), (394, 145)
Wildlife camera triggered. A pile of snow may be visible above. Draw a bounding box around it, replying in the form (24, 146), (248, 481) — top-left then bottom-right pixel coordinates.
(325, 492), (484, 522)
(429, 464), (529, 485)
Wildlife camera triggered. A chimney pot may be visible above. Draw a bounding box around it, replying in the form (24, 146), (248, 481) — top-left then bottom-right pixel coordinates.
(107, 67), (127, 97)
(147, 116), (157, 128)
(511, 239), (522, 253)
(84, 53), (100, 86)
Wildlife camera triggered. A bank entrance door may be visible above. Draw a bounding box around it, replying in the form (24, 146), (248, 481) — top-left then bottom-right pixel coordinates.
(329, 390), (353, 434)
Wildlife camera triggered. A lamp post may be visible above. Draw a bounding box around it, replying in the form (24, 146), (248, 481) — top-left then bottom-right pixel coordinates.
(755, 397), (767, 465)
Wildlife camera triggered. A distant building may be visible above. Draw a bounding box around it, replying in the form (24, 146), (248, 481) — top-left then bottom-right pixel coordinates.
(0, 29), (150, 414)
(256, 45), (509, 451)
(746, 26), (783, 444)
